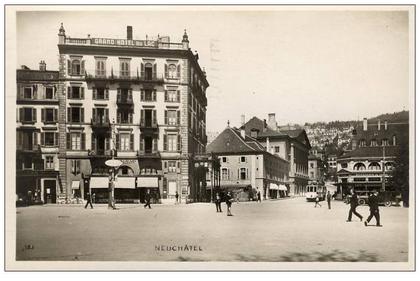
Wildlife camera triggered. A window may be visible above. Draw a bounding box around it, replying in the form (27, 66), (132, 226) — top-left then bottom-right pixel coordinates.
(44, 132), (56, 146)
(67, 132), (85, 151)
(95, 60), (106, 77)
(45, 87), (54, 99)
(370, 139), (378, 146)
(93, 88), (108, 100)
(23, 157), (33, 170)
(167, 134), (178, 151)
(71, 60), (81, 75)
(168, 161), (177, 173)
(67, 107), (84, 123)
(341, 163), (348, 169)
(24, 87), (33, 99)
(120, 60), (130, 78)
(359, 139), (366, 147)
(67, 86), (84, 99)
(392, 135), (397, 145)
(354, 163), (366, 171)
(222, 168), (229, 180)
(20, 108), (36, 122)
(121, 166), (129, 175)
(382, 139), (389, 146)
(165, 110), (179, 126)
(310, 172), (314, 178)
(222, 157), (227, 163)
(275, 146), (280, 153)
(385, 162), (394, 171)
(42, 108), (57, 123)
(368, 162), (381, 171)
(165, 89), (180, 102)
(310, 163), (314, 168)
(240, 156), (246, 163)
(117, 110), (133, 124)
(120, 133), (131, 151)
(166, 64), (179, 79)
(71, 160), (80, 175)
(141, 89), (156, 102)
(45, 156), (54, 170)
(240, 168), (247, 180)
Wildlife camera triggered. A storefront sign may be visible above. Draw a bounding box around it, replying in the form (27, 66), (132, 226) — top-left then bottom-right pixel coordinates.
(92, 38), (157, 48)
(121, 159), (137, 164)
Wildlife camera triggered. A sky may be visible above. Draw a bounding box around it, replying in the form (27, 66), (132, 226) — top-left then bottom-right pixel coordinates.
(16, 8), (410, 132)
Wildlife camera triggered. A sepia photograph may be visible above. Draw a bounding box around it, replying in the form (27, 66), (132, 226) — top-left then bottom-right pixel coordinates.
(4, 4), (415, 271)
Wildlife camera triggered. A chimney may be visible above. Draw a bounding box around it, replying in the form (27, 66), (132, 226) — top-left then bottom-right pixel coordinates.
(127, 26), (133, 40)
(267, 113), (277, 130)
(240, 128), (246, 139)
(384, 120), (388, 130)
(377, 120), (381, 131)
(241, 114), (245, 126)
(39, 60), (46, 71)
(363, 118), (368, 131)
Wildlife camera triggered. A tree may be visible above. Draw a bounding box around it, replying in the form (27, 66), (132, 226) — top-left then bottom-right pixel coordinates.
(391, 141), (409, 207)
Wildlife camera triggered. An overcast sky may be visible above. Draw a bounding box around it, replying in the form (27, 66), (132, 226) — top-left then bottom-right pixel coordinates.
(16, 8), (410, 132)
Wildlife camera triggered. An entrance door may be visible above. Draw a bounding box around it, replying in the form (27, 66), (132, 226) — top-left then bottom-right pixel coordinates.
(145, 136), (153, 153)
(44, 180), (56, 204)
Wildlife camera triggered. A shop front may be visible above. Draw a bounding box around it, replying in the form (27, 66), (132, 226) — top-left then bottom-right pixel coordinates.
(89, 176), (109, 203)
(114, 176), (138, 203)
(137, 176), (160, 203)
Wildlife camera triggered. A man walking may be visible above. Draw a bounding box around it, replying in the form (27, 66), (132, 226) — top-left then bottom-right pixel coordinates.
(144, 190), (152, 209)
(175, 191), (179, 204)
(327, 191), (332, 210)
(365, 191), (382, 227)
(347, 189), (363, 222)
(225, 192), (233, 216)
(215, 192), (222, 212)
(257, 191), (261, 203)
(84, 192), (93, 209)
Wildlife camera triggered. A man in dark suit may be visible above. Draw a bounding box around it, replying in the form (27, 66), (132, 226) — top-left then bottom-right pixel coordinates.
(347, 190), (363, 222)
(144, 190), (152, 209)
(84, 192), (93, 209)
(327, 191), (332, 210)
(365, 191), (382, 227)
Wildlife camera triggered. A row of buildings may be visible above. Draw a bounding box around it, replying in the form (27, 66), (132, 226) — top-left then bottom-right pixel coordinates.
(16, 24), (209, 204)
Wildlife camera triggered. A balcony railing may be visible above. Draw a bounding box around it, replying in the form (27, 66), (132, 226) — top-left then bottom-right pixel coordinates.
(91, 117), (110, 129)
(85, 70), (164, 84)
(116, 96), (134, 105)
(137, 150), (161, 158)
(88, 149), (113, 157)
(140, 119), (158, 129)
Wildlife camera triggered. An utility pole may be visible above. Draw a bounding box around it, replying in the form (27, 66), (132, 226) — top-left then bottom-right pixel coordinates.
(105, 118), (121, 210)
(382, 145), (386, 192)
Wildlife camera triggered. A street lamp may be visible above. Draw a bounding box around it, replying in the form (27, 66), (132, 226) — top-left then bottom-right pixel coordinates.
(105, 119), (122, 209)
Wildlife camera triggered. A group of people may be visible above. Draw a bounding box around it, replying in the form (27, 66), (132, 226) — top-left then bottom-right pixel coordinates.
(347, 189), (382, 227)
(214, 191), (234, 216)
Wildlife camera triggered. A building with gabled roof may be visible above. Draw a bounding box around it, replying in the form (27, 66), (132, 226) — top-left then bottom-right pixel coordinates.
(241, 113), (311, 196)
(207, 125), (289, 200)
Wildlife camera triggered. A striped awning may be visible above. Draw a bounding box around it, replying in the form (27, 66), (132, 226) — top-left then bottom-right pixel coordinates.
(278, 184), (288, 191)
(90, 177), (109, 189)
(115, 177), (136, 189)
(137, 177), (159, 188)
(269, 183), (279, 190)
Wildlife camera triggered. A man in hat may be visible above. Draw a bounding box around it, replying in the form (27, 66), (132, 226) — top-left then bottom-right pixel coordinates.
(346, 189), (363, 222)
(365, 191), (382, 227)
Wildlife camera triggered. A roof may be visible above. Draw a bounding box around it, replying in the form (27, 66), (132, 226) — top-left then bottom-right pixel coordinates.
(206, 127), (266, 154)
(339, 145), (400, 159)
(17, 69), (59, 81)
(353, 122), (409, 144)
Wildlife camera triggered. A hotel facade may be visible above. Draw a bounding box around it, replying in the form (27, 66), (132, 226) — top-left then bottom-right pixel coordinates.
(17, 24), (209, 204)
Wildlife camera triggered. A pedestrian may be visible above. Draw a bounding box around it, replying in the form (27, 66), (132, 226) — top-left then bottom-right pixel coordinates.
(175, 191), (179, 204)
(215, 192), (222, 212)
(92, 193), (96, 204)
(346, 189), (363, 222)
(327, 191), (332, 209)
(144, 189), (152, 209)
(84, 192), (93, 209)
(364, 191), (382, 227)
(314, 195), (322, 208)
(257, 191), (261, 203)
(225, 192), (233, 216)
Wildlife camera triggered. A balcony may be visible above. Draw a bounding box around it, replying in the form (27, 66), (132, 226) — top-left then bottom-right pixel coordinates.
(117, 95), (134, 106)
(91, 117), (110, 131)
(16, 144), (40, 153)
(85, 70), (164, 85)
(140, 119), (158, 132)
(88, 149), (113, 158)
(137, 150), (161, 159)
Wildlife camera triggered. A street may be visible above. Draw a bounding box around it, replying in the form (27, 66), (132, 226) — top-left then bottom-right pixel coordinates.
(16, 198), (409, 262)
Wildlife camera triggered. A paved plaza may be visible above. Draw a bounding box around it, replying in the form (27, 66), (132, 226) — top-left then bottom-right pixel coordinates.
(15, 198), (409, 262)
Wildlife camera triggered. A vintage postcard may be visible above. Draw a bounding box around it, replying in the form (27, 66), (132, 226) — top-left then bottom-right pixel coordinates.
(4, 5), (415, 271)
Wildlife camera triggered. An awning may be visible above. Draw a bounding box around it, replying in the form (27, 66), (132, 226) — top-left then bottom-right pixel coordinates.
(115, 177), (136, 189)
(71, 180), (80, 190)
(278, 184), (288, 191)
(137, 177), (159, 188)
(90, 177), (109, 189)
(269, 183), (279, 190)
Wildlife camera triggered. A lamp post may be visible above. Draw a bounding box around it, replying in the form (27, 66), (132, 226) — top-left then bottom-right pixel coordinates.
(105, 119), (122, 210)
